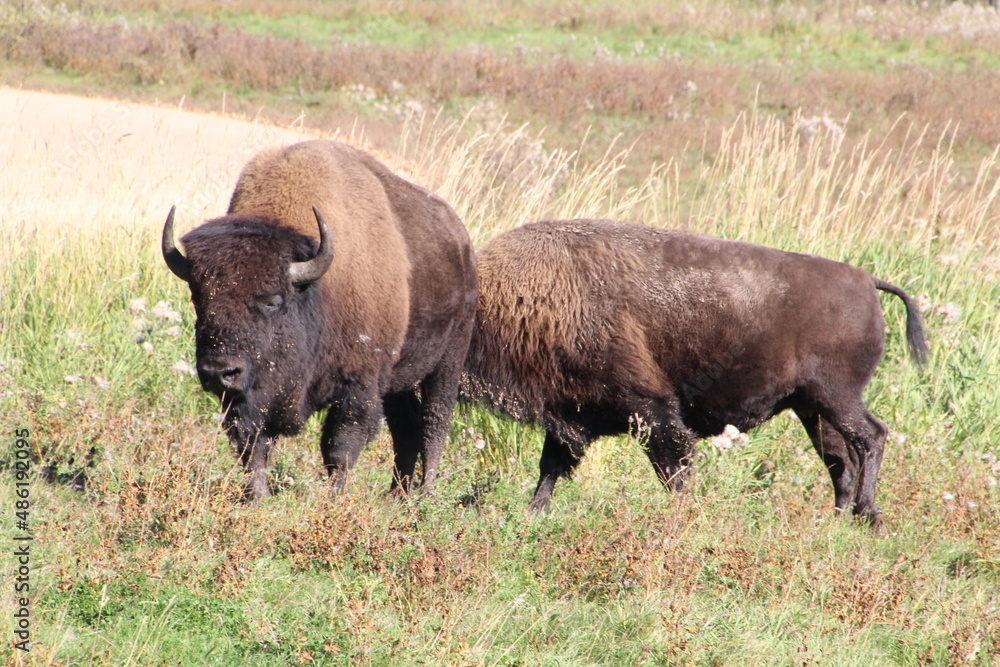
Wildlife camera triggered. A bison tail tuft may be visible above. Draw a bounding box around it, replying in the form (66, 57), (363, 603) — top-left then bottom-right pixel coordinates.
(874, 278), (929, 367)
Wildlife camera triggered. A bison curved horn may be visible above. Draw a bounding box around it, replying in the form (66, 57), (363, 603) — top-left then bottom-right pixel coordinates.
(161, 205), (191, 282)
(288, 206), (335, 285)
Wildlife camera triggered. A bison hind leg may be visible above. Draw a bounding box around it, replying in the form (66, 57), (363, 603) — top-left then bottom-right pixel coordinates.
(829, 407), (887, 530)
(794, 406), (858, 513)
(384, 389), (423, 496)
(412, 354), (467, 495)
(795, 402), (887, 530)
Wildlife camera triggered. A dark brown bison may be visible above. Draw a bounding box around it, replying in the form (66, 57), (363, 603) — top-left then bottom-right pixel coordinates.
(163, 140), (478, 499)
(464, 219), (927, 528)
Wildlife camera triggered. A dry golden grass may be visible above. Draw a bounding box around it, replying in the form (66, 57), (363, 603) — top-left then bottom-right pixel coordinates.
(0, 88), (321, 233)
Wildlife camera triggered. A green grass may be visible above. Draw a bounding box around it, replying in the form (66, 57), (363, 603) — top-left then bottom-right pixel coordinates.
(6, 0), (1000, 180)
(33, 0), (1000, 73)
(3, 102), (1000, 664)
(3, 1), (1000, 664)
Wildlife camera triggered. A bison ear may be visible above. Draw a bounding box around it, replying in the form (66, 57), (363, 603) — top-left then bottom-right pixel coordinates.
(162, 205), (192, 282)
(288, 206), (335, 286)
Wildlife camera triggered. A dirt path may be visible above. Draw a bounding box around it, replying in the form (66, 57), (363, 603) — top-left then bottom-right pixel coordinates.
(1, 87), (327, 231)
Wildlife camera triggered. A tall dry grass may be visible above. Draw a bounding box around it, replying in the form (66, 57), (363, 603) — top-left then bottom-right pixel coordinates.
(672, 113), (1000, 254)
(396, 106), (1000, 263)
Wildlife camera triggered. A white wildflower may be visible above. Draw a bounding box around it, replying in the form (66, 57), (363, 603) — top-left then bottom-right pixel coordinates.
(932, 302), (961, 323)
(151, 301), (182, 323)
(170, 360), (197, 376)
(796, 115), (845, 143)
(710, 424), (746, 451)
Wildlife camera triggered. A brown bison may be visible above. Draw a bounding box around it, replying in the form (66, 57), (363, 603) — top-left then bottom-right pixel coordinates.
(464, 219), (927, 528)
(163, 140), (478, 499)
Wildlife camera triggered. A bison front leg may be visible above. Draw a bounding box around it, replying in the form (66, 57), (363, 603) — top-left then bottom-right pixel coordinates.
(529, 431), (586, 513)
(632, 397), (696, 493)
(236, 433), (274, 501)
(321, 389), (383, 492)
(643, 426), (695, 493)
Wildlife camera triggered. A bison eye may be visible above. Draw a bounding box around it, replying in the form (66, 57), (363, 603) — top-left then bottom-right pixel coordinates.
(255, 292), (284, 315)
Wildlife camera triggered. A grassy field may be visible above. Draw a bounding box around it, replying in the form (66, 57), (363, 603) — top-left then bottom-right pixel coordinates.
(3, 1), (1000, 665)
(4, 0), (1000, 171)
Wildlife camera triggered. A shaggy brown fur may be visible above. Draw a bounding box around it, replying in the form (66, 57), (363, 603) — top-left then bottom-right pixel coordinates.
(164, 140), (478, 499)
(465, 219), (927, 528)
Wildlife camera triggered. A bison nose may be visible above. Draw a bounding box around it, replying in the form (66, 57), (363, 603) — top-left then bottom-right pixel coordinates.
(197, 357), (248, 395)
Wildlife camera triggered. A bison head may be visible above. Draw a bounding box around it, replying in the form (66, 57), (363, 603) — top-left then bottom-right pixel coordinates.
(162, 206), (334, 440)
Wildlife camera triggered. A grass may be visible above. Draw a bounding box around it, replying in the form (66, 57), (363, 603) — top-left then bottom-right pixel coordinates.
(2, 100), (1000, 664)
(2, 0), (1000, 664)
(22, 0), (1000, 68)
(4, 0), (1000, 173)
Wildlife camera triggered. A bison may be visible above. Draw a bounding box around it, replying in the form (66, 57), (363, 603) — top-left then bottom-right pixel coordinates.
(464, 219), (927, 528)
(162, 140), (478, 499)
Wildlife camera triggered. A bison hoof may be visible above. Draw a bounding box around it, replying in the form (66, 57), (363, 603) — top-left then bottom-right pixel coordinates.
(848, 505), (885, 534)
(387, 485), (412, 502)
(528, 496), (552, 513)
(328, 470), (349, 494)
(242, 474), (271, 502)
(856, 508), (885, 534)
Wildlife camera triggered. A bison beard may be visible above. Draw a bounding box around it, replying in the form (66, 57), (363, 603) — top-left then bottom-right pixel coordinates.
(465, 219), (928, 530)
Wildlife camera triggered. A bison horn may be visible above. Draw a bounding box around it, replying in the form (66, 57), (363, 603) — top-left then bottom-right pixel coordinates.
(288, 206), (335, 285)
(161, 205), (191, 282)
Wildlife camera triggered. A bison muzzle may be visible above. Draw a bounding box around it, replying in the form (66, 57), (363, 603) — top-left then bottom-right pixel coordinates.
(163, 140), (478, 500)
(464, 219), (928, 529)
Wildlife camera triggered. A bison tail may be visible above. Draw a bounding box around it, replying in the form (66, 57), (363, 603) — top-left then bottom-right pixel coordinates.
(874, 278), (929, 367)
